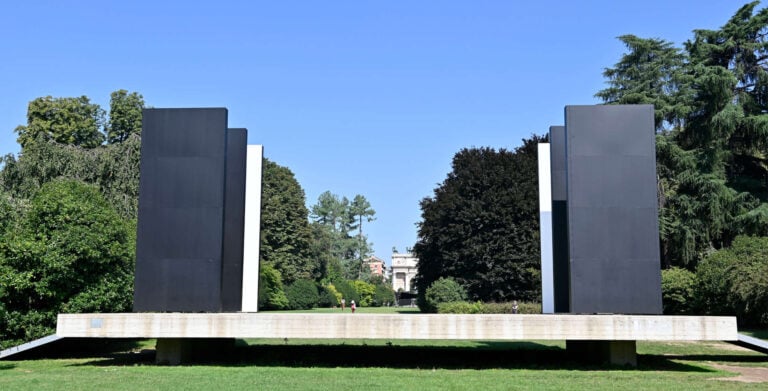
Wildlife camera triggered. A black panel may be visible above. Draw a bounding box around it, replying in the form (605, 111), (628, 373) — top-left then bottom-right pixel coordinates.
(552, 201), (570, 313)
(549, 126), (569, 313)
(134, 108), (229, 312)
(221, 128), (247, 311)
(564, 105), (662, 314)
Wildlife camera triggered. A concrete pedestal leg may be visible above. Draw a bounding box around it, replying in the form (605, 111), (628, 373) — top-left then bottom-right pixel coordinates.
(566, 340), (637, 367)
(155, 338), (236, 365)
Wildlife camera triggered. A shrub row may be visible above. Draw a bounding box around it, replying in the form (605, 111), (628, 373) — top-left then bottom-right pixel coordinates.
(437, 301), (542, 314)
(258, 264), (396, 310)
(661, 235), (768, 326)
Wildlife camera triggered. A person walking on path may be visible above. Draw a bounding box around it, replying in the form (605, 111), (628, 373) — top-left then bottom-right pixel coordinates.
(350, 300), (356, 313)
(341, 298), (345, 311)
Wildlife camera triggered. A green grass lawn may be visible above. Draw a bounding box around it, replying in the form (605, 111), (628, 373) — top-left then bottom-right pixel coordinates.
(2, 338), (765, 390)
(1, 308), (766, 390)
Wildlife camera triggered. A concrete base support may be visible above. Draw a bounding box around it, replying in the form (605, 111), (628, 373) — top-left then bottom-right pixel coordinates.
(566, 340), (637, 367)
(155, 338), (235, 365)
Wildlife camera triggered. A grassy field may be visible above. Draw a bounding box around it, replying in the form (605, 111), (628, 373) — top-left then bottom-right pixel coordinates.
(1, 309), (766, 390)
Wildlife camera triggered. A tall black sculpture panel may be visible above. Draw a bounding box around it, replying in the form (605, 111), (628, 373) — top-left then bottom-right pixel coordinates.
(565, 105), (662, 314)
(221, 128), (247, 311)
(134, 108), (229, 312)
(549, 126), (570, 313)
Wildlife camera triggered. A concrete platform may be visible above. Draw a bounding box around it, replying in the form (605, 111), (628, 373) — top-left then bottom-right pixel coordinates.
(57, 313), (738, 341)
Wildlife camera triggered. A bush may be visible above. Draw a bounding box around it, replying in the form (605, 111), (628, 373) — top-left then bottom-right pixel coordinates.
(422, 277), (467, 313)
(0, 181), (135, 348)
(285, 279), (319, 310)
(351, 280), (376, 306)
(258, 264), (289, 310)
(437, 301), (485, 314)
(720, 236), (768, 326)
(695, 236), (768, 326)
(695, 246), (736, 316)
(437, 301), (541, 314)
(327, 283), (343, 304)
(661, 267), (697, 315)
(317, 285), (339, 308)
(373, 284), (395, 307)
(332, 279), (360, 304)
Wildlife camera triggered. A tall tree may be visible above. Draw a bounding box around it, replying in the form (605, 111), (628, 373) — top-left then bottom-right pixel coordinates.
(413, 136), (545, 306)
(15, 96), (105, 149)
(106, 90), (144, 144)
(595, 34), (692, 132)
(310, 191), (375, 279)
(683, 1), (768, 192)
(260, 158), (315, 284)
(349, 194), (376, 278)
(0, 134), (141, 219)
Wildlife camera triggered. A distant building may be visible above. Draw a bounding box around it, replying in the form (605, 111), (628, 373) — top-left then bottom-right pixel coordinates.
(390, 253), (418, 292)
(365, 256), (385, 277)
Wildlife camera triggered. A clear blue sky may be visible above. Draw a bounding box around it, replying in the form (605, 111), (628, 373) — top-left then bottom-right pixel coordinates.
(0, 1), (749, 266)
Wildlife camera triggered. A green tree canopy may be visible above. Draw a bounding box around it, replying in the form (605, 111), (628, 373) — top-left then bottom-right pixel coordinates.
(260, 158), (315, 284)
(15, 96), (105, 149)
(310, 191), (376, 280)
(596, 34), (692, 132)
(0, 135), (141, 219)
(413, 136), (545, 305)
(0, 180), (135, 348)
(106, 90), (145, 144)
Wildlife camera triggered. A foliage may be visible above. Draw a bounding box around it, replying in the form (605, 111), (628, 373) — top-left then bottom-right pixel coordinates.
(414, 138), (544, 307)
(436, 301), (484, 314)
(325, 283), (343, 304)
(351, 280), (375, 306)
(15, 96), (105, 149)
(661, 267), (697, 315)
(1, 126), (141, 220)
(258, 264), (289, 310)
(437, 301), (541, 314)
(349, 194), (376, 279)
(106, 90), (144, 144)
(0, 180), (134, 348)
(260, 158), (315, 284)
(694, 247), (735, 316)
(695, 235), (768, 326)
(421, 277), (467, 313)
(595, 34), (692, 132)
(373, 284), (395, 307)
(331, 279), (359, 304)
(310, 191), (376, 280)
(705, 236), (768, 325)
(316, 284), (339, 308)
(285, 279), (319, 310)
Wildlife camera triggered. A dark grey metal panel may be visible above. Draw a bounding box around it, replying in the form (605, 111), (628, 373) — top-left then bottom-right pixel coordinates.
(550, 126), (567, 202)
(221, 128), (247, 311)
(565, 105), (662, 314)
(134, 108), (229, 312)
(549, 126), (570, 313)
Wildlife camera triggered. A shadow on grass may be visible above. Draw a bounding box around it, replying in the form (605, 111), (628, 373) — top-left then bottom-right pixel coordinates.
(0, 363), (16, 370)
(4, 338), (149, 361)
(647, 353), (768, 364)
(70, 342), (716, 372)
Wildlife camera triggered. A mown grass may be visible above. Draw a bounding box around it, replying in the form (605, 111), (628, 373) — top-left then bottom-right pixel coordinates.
(1, 337), (766, 390)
